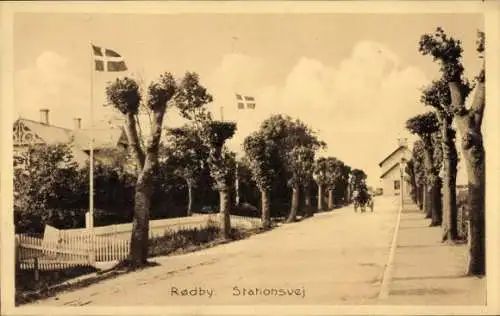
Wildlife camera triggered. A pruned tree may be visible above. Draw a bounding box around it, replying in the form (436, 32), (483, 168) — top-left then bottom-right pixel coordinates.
(285, 146), (317, 221)
(421, 78), (460, 242)
(406, 112), (442, 226)
(419, 27), (485, 275)
(243, 131), (276, 229)
(106, 73), (177, 267)
(174, 72), (236, 239)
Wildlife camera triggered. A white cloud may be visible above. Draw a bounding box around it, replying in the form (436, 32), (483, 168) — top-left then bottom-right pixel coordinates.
(15, 50), (122, 129)
(208, 41), (430, 186)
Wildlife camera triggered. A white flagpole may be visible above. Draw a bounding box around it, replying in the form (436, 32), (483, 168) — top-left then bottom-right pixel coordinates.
(88, 42), (95, 230)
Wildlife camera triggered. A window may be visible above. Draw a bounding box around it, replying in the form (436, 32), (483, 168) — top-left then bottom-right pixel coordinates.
(394, 180), (400, 190)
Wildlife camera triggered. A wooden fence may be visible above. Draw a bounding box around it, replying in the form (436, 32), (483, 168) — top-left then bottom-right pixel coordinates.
(16, 234), (91, 271)
(16, 214), (262, 271)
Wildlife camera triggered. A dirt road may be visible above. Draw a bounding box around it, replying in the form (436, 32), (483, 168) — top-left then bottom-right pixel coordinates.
(33, 196), (400, 306)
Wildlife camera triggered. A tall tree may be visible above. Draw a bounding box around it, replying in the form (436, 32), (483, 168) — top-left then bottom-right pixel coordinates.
(257, 115), (325, 222)
(106, 73), (177, 267)
(174, 72), (236, 239)
(325, 158), (345, 209)
(406, 112), (442, 226)
(243, 131), (276, 229)
(285, 146), (317, 220)
(163, 125), (207, 216)
(421, 79), (460, 242)
(419, 28), (485, 275)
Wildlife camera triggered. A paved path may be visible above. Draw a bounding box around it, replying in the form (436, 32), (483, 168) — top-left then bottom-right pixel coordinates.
(33, 196), (400, 306)
(383, 203), (486, 305)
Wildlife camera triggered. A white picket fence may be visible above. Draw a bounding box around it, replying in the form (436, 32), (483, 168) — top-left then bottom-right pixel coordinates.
(16, 214), (262, 271)
(16, 232), (130, 271)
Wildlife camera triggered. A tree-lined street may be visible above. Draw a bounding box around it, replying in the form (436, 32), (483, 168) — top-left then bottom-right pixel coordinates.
(35, 197), (400, 305)
(8, 8), (490, 311)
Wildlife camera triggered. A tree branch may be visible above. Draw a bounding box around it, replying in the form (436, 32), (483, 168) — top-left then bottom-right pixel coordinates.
(125, 112), (145, 170)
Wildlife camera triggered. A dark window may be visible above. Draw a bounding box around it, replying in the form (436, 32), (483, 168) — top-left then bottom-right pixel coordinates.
(394, 180), (400, 190)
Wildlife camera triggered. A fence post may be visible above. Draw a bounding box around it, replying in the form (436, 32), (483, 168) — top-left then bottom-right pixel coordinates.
(34, 257), (40, 283)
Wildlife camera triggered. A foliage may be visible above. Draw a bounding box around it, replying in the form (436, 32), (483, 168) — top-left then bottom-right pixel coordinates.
(258, 115), (325, 187)
(243, 131), (276, 192)
(418, 27), (475, 114)
(412, 140), (426, 186)
(14, 144), (82, 233)
(350, 169), (367, 191)
(174, 72), (214, 120)
(286, 146), (316, 187)
(418, 27), (465, 82)
(105, 77), (142, 115)
(163, 124), (208, 186)
(406, 111), (440, 137)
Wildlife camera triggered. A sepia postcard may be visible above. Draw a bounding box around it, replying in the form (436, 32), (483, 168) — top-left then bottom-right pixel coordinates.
(1, 1), (500, 315)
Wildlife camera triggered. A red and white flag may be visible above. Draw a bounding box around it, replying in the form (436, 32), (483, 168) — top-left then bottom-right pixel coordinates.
(236, 94), (256, 109)
(92, 44), (128, 72)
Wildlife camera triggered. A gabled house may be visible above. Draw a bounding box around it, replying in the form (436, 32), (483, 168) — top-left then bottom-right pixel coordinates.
(379, 139), (412, 197)
(13, 108), (129, 168)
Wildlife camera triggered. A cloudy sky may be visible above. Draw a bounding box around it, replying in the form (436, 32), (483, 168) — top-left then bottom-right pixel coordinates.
(14, 12), (483, 186)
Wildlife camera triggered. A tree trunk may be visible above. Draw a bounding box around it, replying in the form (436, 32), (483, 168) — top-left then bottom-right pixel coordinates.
(449, 79), (485, 276)
(327, 189), (334, 209)
(260, 189), (271, 229)
(129, 169), (152, 266)
(416, 185), (423, 210)
(346, 184), (351, 205)
(431, 178), (443, 227)
(303, 184), (313, 218)
(317, 183), (324, 211)
(286, 186), (299, 223)
(441, 115), (459, 242)
(465, 157), (485, 276)
(124, 112), (145, 170)
(186, 180), (193, 216)
(127, 107), (165, 267)
(422, 143), (441, 225)
(219, 186), (231, 239)
(422, 183), (428, 215)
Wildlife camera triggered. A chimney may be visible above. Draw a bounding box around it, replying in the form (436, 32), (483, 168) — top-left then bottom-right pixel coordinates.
(397, 137), (408, 147)
(40, 108), (49, 125)
(73, 117), (82, 129)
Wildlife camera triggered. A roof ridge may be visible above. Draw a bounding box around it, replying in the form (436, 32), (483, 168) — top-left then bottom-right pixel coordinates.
(18, 117), (72, 132)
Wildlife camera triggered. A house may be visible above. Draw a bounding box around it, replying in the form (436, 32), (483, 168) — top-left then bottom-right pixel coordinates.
(13, 108), (129, 168)
(378, 139), (412, 197)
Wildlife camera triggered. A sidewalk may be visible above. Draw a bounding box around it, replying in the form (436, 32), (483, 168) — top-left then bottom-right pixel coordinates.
(382, 202), (486, 305)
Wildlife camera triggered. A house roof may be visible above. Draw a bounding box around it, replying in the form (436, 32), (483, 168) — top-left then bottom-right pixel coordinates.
(14, 118), (128, 166)
(380, 162), (401, 179)
(14, 118), (127, 149)
(378, 145), (410, 167)
(17, 118), (74, 144)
